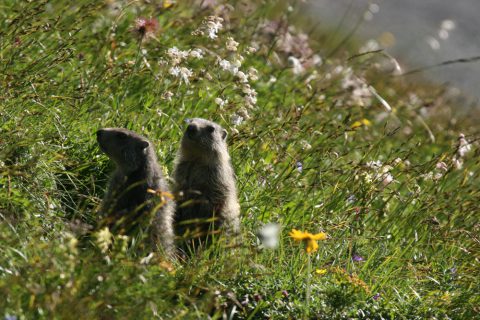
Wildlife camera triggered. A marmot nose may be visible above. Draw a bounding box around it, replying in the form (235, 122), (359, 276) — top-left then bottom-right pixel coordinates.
(186, 124), (198, 138)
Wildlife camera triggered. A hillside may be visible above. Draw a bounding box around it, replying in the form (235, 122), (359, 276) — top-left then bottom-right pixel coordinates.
(0, 1), (479, 318)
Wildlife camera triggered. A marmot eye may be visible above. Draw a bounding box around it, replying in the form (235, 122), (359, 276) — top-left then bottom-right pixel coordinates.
(206, 125), (215, 133)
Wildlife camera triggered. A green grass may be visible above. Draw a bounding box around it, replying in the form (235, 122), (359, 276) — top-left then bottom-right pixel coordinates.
(1, 0), (479, 319)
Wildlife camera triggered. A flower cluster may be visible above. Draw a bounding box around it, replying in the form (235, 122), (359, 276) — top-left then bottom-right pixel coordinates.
(217, 55), (258, 109)
(363, 160), (394, 186)
(341, 68), (372, 107)
(193, 15), (224, 39)
(453, 133), (472, 169)
(165, 46), (204, 85)
(259, 20), (322, 74)
(422, 161), (449, 181)
(169, 66), (193, 85)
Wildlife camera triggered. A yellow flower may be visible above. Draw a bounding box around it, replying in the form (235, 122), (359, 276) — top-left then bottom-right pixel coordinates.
(315, 268), (327, 275)
(351, 118), (372, 129)
(289, 229), (327, 253)
(162, 0), (175, 9)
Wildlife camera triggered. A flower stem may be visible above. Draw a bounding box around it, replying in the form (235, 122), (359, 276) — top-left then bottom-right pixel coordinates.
(306, 253), (312, 317)
(119, 39), (143, 106)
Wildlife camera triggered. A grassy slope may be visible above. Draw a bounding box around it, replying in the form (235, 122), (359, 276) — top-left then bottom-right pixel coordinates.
(0, 0), (479, 319)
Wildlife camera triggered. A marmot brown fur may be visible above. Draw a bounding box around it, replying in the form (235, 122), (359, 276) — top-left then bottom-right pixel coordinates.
(173, 118), (240, 248)
(96, 128), (174, 255)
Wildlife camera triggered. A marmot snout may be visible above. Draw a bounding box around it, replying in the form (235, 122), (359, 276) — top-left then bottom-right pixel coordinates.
(97, 128), (150, 173)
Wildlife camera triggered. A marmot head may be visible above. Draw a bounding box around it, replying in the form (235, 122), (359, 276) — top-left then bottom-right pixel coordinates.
(97, 128), (151, 173)
(180, 118), (228, 158)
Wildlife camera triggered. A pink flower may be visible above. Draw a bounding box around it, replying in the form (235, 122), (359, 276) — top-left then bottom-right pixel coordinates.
(133, 17), (158, 40)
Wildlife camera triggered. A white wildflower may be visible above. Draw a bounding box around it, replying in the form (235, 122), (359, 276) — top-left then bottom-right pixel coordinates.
(226, 37), (239, 51)
(393, 158), (403, 166)
(231, 114), (244, 126)
(169, 66), (180, 76)
(288, 56), (304, 75)
(366, 160), (383, 169)
(457, 133), (471, 158)
(312, 54), (323, 66)
(342, 69), (372, 107)
(237, 107), (250, 119)
(219, 59), (231, 70)
(434, 172), (444, 180)
(422, 171), (443, 181)
(257, 223), (281, 249)
(305, 71), (318, 84)
(204, 72), (213, 81)
(365, 160), (395, 186)
(244, 96), (257, 105)
(242, 84), (257, 106)
(246, 46), (257, 54)
(244, 94), (257, 106)
(300, 140), (312, 150)
(140, 252), (155, 265)
(167, 46), (189, 65)
(161, 91), (174, 101)
(214, 97), (228, 107)
(218, 59), (239, 74)
(436, 161), (448, 172)
(242, 84), (252, 95)
(364, 173), (373, 184)
(453, 157), (463, 170)
(332, 66), (344, 75)
(248, 67), (259, 81)
(232, 58), (243, 71)
(205, 16), (223, 39)
(381, 172), (394, 186)
(236, 71), (248, 83)
(189, 48), (203, 59)
(169, 66), (193, 84)
(381, 165), (393, 174)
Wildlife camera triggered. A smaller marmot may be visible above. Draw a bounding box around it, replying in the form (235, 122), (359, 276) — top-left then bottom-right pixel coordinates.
(97, 128), (174, 255)
(173, 118), (240, 247)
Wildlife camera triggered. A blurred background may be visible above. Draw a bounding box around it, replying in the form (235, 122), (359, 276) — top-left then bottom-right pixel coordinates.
(308, 0), (480, 104)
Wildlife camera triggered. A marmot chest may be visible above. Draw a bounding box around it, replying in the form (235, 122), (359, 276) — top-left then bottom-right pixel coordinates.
(177, 162), (226, 197)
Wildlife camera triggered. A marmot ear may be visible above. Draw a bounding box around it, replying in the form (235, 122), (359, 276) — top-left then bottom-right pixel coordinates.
(221, 129), (228, 140)
(139, 140), (149, 149)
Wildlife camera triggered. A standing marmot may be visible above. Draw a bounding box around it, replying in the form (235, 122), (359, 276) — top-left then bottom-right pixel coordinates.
(173, 118), (240, 247)
(96, 128), (174, 255)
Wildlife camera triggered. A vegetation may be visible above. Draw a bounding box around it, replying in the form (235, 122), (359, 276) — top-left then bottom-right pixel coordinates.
(1, 0), (478, 318)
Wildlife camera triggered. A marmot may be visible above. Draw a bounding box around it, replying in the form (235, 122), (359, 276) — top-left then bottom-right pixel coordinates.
(173, 118), (240, 248)
(96, 128), (174, 255)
